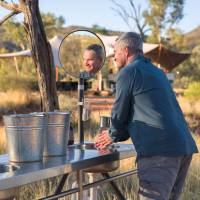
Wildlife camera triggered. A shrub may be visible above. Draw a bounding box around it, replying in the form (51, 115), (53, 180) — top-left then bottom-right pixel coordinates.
(184, 81), (200, 100)
(0, 72), (37, 92)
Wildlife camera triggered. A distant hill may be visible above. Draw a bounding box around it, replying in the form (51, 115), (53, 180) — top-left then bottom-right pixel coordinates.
(1, 24), (200, 52)
(0, 25), (122, 52)
(184, 26), (200, 50)
(61, 26), (200, 51)
(59, 25), (122, 36)
(56, 25), (200, 51)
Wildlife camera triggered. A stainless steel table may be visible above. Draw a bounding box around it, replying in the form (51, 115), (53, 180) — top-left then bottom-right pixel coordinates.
(0, 143), (136, 199)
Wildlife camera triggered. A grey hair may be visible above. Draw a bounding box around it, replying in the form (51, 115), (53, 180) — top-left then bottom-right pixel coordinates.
(116, 32), (143, 54)
(85, 44), (104, 60)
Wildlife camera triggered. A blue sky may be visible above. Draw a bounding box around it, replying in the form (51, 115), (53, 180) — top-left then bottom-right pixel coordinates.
(0, 0), (200, 33)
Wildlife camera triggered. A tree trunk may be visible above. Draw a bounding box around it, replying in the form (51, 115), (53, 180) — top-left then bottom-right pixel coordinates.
(22, 0), (59, 111)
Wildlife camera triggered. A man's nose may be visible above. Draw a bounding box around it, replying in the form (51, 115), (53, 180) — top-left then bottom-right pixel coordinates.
(85, 60), (89, 66)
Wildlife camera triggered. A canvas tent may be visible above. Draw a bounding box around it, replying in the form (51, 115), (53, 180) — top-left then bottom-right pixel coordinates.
(0, 34), (190, 72)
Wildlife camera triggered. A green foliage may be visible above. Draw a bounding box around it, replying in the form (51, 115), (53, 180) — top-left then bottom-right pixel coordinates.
(0, 72), (37, 92)
(59, 35), (83, 78)
(144, 0), (185, 43)
(0, 143), (6, 154)
(190, 45), (200, 78)
(166, 28), (186, 51)
(176, 44), (200, 81)
(2, 19), (28, 50)
(1, 12), (65, 51)
(111, 0), (185, 43)
(41, 12), (65, 38)
(0, 48), (36, 83)
(91, 24), (109, 35)
(173, 76), (191, 89)
(184, 81), (200, 100)
(101, 58), (110, 78)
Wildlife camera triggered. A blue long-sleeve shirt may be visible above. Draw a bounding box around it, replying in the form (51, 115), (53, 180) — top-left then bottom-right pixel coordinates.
(109, 55), (198, 157)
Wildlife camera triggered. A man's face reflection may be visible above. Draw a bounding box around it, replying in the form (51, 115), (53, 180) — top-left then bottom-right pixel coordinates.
(83, 50), (102, 73)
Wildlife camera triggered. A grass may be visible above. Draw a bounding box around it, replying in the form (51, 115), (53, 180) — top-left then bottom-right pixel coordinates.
(0, 90), (39, 112)
(177, 96), (200, 116)
(0, 126), (6, 154)
(0, 90), (200, 199)
(180, 134), (200, 200)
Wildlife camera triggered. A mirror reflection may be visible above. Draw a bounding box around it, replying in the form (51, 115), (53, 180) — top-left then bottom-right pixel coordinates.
(58, 30), (106, 79)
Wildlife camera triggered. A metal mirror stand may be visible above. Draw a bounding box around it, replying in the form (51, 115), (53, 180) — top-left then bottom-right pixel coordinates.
(78, 77), (85, 144)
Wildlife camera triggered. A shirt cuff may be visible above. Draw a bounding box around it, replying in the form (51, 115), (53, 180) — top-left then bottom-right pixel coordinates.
(108, 126), (119, 142)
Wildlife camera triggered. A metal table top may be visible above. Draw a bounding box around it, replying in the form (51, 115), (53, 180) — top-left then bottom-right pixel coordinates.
(0, 143), (136, 190)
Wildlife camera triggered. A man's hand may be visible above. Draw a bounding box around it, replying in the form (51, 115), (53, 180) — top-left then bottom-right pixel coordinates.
(94, 130), (113, 150)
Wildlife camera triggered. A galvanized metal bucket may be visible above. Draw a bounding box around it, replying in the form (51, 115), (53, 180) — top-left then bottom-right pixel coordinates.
(43, 111), (71, 157)
(3, 113), (45, 163)
(0, 187), (19, 200)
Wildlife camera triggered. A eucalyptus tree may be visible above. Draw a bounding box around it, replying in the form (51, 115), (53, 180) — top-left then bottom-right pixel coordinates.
(0, 0), (59, 111)
(111, 0), (185, 43)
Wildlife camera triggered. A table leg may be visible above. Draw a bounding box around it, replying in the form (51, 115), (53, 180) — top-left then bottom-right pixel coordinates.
(77, 170), (83, 200)
(101, 172), (126, 200)
(55, 174), (69, 195)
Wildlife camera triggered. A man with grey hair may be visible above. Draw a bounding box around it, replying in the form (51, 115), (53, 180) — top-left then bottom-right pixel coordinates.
(95, 32), (198, 200)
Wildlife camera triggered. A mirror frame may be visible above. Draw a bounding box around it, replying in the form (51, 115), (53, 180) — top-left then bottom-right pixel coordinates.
(58, 29), (106, 79)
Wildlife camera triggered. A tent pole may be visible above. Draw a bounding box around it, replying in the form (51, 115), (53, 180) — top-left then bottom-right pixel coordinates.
(13, 56), (19, 74)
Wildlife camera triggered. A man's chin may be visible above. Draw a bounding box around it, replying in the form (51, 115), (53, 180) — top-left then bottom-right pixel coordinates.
(114, 62), (122, 69)
(116, 65), (124, 70)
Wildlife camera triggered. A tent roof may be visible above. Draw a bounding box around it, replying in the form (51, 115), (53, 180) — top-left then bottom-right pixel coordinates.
(145, 44), (191, 70)
(0, 49), (31, 58)
(0, 36), (62, 66)
(49, 35), (63, 66)
(97, 34), (159, 57)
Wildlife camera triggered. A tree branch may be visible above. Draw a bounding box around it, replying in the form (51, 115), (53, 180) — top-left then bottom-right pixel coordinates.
(111, 7), (133, 30)
(0, 10), (20, 25)
(110, 0), (148, 40)
(110, 0), (134, 30)
(0, 0), (23, 12)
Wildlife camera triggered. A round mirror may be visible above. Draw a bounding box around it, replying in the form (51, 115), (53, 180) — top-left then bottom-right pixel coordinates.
(58, 30), (106, 79)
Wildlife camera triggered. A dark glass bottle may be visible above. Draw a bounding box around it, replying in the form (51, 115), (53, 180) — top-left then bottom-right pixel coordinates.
(68, 124), (74, 145)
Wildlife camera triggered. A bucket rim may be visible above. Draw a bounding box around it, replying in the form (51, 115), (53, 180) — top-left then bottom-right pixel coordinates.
(3, 113), (45, 118)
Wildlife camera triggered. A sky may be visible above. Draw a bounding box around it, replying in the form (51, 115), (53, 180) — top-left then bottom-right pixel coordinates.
(0, 0), (200, 34)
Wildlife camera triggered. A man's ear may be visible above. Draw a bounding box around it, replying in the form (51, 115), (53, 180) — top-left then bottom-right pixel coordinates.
(125, 47), (129, 57)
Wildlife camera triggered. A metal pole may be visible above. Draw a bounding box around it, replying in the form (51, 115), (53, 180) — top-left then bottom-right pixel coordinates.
(102, 172), (126, 200)
(54, 174), (69, 196)
(78, 77), (84, 144)
(77, 170), (83, 200)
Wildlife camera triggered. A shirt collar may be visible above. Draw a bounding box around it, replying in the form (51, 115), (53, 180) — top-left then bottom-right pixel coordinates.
(134, 55), (151, 63)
